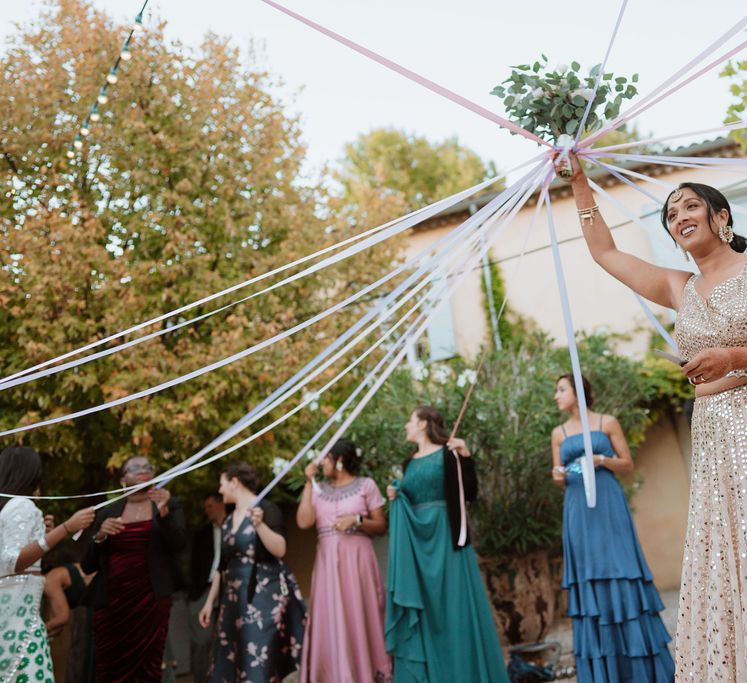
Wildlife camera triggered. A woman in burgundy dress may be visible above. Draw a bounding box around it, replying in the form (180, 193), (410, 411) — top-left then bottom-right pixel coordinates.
(83, 456), (186, 682)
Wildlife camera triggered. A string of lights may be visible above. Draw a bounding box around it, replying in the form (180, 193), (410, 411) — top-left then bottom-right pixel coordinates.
(66, 0), (149, 159)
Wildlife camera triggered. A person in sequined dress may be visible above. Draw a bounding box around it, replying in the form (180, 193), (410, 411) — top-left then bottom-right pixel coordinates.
(552, 374), (674, 682)
(557, 153), (747, 680)
(0, 446), (95, 683)
(296, 438), (391, 683)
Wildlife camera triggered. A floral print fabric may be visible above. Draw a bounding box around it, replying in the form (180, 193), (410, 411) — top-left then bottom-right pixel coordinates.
(207, 501), (306, 683)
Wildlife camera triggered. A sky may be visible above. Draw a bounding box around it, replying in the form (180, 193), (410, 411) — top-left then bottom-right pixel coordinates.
(2, 0), (746, 182)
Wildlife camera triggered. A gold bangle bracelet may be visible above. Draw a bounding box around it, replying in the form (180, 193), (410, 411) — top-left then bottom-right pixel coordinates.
(577, 204), (599, 226)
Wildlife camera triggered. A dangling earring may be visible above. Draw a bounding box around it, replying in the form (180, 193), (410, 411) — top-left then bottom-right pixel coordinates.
(719, 223), (734, 244)
(335, 460), (343, 472)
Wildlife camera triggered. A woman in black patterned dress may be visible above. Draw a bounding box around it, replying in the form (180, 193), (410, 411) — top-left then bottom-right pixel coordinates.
(199, 462), (306, 682)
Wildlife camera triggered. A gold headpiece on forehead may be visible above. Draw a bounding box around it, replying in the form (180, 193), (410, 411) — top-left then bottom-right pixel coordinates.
(670, 187), (683, 202)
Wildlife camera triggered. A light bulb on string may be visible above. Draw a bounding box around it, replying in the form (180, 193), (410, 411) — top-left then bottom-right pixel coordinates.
(120, 41), (132, 61)
(73, 135), (83, 150)
(97, 87), (108, 105)
(80, 120), (91, 136)
(90, 105), (100, 123)
(66, 147), (75, 159)
(106, 67), (118, 85)
(133, 12), (144, 32)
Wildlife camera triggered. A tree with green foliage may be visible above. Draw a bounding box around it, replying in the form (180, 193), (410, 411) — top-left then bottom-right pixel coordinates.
(722, 59), (747, 152)
(0, 0), (399, 515)
(337, 128), (500, 215)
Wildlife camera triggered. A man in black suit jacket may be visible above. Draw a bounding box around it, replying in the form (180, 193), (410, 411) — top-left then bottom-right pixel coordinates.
(188, 492), (225, 682)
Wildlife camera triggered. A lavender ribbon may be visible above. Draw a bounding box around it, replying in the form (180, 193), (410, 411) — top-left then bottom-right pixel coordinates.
(581, 17), (747, 148)
(574, 0), (628, 145)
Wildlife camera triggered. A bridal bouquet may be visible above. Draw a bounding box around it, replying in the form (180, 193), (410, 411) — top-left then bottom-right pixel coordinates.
(491, 56), (638, 143)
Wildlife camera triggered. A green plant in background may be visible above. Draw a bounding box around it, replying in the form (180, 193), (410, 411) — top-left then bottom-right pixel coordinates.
(339, 330), (688, 559)
(721, 59), (747, 153)
(479, 260), (527, 349)
(491, 56), (638, 140)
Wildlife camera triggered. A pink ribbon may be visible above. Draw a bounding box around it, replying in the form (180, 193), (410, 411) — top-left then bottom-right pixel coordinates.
(448, 351), (487, 547)
(260, 0), (550, 148)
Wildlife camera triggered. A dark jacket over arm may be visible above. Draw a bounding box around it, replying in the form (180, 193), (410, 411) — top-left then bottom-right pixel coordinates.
(443, 447), (478, 550)
(82, 497), (187, 608)
(188, 522), (218, 601)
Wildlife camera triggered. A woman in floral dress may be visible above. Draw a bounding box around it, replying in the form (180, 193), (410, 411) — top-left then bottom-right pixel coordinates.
(200, 462), (306, 682)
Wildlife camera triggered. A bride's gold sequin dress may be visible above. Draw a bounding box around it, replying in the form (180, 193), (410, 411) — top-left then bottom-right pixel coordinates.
(674, 264), (747, 680)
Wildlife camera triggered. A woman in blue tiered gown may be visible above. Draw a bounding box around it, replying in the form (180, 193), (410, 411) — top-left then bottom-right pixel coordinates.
(551, 374), (674, 683)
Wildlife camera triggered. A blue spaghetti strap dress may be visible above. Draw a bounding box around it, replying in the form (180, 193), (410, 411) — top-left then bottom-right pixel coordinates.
(560, 419), (674, 682)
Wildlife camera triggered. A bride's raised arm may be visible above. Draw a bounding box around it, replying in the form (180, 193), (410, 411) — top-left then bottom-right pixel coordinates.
(556, 152), (691, 310)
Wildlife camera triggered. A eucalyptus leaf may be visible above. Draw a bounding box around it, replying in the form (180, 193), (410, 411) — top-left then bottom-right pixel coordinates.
(491, 58), (638, 142)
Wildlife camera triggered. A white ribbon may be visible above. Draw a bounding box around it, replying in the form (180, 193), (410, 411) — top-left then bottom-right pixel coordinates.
(581, 17), (747, 148)
(0, 178), (519, 437)
(97, 166), (548, 509)
(574, 0), (628, 145)
(0, 166), (532, 391)
(545, 192), (596, 508)
(588, 120), (747, 154)
(37, 162), (549, 505)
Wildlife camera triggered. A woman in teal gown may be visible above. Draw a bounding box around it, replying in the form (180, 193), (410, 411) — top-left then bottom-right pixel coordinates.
(385, 405), (509, 683)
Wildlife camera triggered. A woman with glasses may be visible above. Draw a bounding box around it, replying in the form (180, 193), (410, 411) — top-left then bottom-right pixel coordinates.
(83, 456), (186, 683)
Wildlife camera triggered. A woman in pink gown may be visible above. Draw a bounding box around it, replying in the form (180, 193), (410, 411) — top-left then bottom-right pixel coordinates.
(297, 438), (392, 683)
